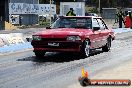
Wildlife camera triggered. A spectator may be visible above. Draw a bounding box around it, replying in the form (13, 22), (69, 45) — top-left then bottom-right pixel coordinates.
(19, 16), (22, 26)
(124, 12), (131, 28)
(66, 8), (76, 16)
(116, 9), (125, 28)
(53, 14), (57, 22)
(128, 11), (132, 29)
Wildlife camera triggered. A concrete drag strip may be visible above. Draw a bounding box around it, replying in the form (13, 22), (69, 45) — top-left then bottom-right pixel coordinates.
(113, 28), (132, 34)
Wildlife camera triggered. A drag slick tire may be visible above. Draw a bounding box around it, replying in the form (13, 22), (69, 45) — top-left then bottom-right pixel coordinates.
(102, 37), (112, 52)
(34, 51), (46, 57)
(80, 40), (91, 57)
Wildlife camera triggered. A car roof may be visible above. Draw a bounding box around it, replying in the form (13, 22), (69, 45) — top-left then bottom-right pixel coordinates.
(59, 16), (101, 18)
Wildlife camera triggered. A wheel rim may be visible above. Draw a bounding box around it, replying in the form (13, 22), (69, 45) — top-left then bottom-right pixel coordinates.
(85, 41), (90, 57)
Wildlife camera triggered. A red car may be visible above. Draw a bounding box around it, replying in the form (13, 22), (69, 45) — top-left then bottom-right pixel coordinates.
(31, 16), (115, 57)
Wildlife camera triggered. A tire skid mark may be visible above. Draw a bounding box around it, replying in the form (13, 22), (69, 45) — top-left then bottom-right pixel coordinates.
(1, 52), (114, 87)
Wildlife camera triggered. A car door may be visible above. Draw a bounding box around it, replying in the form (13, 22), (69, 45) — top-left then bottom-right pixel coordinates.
(97, 18), (109, 47)
(90, 18), (101, 48)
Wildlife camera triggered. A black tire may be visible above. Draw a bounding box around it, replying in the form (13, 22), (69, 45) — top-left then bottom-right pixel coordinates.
(34, 51), (46, 57)
(102, 37), (112, 52)
(80, 40), (91, 57)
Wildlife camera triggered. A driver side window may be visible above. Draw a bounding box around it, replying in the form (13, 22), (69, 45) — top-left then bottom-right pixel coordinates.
(97, 18), (107, 30)
(92, 18), (100, 28)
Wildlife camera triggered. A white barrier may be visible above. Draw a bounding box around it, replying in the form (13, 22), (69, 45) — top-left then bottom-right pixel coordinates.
(0, 38), (5, 47)
(0, 33), (25, 46)
(9, 33), (25, 44)
(0, 34), (11, 46)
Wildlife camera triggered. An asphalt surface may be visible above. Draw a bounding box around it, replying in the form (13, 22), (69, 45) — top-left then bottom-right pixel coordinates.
(0, 32), (132, 88)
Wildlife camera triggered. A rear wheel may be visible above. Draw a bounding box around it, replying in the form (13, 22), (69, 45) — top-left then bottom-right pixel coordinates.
(34, 51), (46, 57)
(80, 40), (91, 57)
(102, 37), (112, 52)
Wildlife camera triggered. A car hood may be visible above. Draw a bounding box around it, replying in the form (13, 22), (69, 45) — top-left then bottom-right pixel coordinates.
(34, 28), (92, 38)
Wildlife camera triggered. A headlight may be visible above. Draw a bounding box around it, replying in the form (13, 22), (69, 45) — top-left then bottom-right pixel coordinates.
(32, 35), (41, 41)
(67, 36), (81, 41)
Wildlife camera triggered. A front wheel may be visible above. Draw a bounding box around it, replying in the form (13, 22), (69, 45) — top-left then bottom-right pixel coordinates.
(102, 37), (112, 52)
(80, 40), (91, 57)
(34, 51), (46, 57)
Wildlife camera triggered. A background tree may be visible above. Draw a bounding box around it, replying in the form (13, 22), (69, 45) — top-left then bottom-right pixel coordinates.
(85, 0), (132, 8)
(39, 0), (49, 4)
(39, 0), (132, 8)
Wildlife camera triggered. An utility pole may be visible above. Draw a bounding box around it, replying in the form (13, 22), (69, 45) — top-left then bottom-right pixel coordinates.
(49, 0), (52, 26)
(98, 0), (100, 16)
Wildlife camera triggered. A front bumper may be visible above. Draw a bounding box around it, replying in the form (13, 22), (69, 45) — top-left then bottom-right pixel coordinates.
(31, 41), (83, 52)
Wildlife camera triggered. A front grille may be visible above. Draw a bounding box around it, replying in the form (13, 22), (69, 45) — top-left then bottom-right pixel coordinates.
(42, 38), (66, 41)
(44, 42), (79, 49)
(32, 41), (81, 49)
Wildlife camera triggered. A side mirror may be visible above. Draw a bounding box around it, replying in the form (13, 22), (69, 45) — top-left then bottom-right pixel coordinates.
(93, 27), (100, 31)
(46, 26), (51, 29)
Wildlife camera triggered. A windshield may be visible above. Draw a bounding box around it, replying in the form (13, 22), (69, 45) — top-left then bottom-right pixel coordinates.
(51, 17), (92, 29)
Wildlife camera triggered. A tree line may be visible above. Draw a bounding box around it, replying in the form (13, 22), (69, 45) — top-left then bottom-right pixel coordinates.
(86, 0), (132, 8)
(39, 0), (132, 8)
